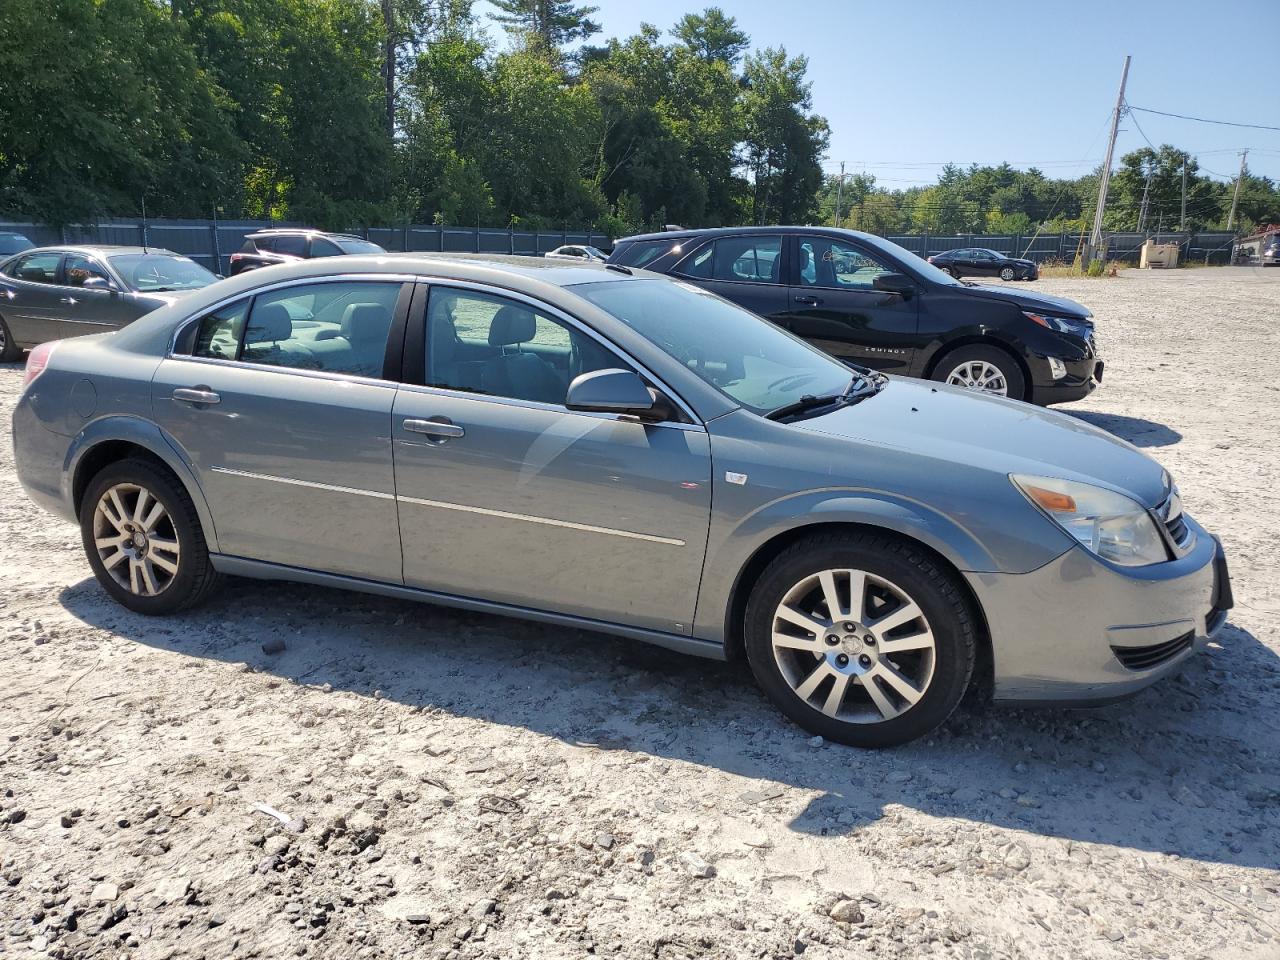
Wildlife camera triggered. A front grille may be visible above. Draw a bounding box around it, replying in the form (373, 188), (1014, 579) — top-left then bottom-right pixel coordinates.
(1158, 491), (1193, 555)
(1112, 631), (1194, 670)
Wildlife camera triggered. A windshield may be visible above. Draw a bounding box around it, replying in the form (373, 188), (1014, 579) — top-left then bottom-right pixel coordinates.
(336, 238), (386, 255)
(572, 278), (856, 415)
(108, 254), (217, 291)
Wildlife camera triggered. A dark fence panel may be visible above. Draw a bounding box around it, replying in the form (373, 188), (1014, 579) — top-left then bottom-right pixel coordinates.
(0, 219), (1240, 270)
(0, 219), (612, 275)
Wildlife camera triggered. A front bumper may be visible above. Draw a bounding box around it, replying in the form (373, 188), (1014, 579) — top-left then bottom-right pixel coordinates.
(1031, 353), (1102, 405)
(966, 516), (1231, 704)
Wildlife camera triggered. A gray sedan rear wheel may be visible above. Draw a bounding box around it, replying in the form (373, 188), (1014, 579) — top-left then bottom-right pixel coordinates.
(80, 459), (220, 614)
(744, 531), (977, 748)
(0, 316), (20, 362)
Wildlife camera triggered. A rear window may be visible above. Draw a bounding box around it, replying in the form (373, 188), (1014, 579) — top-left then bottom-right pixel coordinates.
(611, 239), (681, 269)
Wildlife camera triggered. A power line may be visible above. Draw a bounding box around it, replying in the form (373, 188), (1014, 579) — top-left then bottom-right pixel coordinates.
(1127, 105), (1280, 133)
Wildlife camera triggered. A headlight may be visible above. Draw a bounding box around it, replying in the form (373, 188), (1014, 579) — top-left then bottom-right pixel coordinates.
(1023, 311), (1092, 338)
(1011, 475), (1168, 566)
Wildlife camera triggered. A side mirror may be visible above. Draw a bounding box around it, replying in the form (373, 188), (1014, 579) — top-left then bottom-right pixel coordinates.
(82, 276), (115, 291)
(566, 368), (670, 420)
(872, 272), (915, 298)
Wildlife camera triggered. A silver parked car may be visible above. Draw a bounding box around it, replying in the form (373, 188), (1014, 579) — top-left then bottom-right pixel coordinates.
(545, 244), (607, 263)
(12, 255), (1232, 747)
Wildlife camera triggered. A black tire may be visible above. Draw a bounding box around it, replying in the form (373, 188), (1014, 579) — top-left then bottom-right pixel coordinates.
(80, 458), (221, 614)
(931, 343), (1027, 401)
(999, 266), (1016, 281)
(743, 531), (977, 748)
(0, 315), (20, 362)
(942, 266), (958, 279)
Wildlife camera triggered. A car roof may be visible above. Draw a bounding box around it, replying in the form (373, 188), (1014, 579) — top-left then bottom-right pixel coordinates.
(614, 225), (883, 245)
(247, 229), (366, 240)
(14, 245), (176, 257)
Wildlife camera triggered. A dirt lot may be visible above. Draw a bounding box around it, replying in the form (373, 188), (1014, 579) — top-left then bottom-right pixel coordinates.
(2, 267), (1279, 960)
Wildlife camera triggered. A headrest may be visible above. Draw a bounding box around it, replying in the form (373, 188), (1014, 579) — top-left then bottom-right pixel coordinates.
(488, 305), (537, 347)
(341, 303), (388, 343)
(798, 246), (811, 270)
(245, 303), (292, 344)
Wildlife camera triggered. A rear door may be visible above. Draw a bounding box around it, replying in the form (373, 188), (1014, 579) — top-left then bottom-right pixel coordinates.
(152, 277), (411, 581)
(670, 234), (790, 321)
(0, 251), (66, 344)
(781, 235), (919, 371)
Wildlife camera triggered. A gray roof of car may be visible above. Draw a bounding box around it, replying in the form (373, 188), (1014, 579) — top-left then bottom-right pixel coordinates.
(17, 245), (176, 257)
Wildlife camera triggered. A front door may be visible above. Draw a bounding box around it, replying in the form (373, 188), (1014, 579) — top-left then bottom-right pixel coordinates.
(60, 253), (139, 333)
(392, 283), (712, 635)
(782, 235), (919, 372)
(671, 234), (790, 322)
(151, 278), (409, 581)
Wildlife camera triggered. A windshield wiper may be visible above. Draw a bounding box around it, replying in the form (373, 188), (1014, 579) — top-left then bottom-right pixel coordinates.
(766, 371), (887, 422)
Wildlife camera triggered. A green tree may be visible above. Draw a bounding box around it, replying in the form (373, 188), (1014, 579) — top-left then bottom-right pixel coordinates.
(739, 47), (829, 224)
(671, 7), (748, 65)
(0, 0), (242, 223)
(489, 0), (600, 51)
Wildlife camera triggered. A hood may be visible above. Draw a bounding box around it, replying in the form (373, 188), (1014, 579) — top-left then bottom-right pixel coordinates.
(957, 283), (1091, 319)
(793, 378), (1167, 507)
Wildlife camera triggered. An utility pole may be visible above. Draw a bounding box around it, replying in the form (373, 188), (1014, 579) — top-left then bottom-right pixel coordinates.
(1086, 55), (1131, 267)
(834, 161), (845, 228)
(1180, 156), (1188, 232)
(1227, 149), (1248, 231)
(1137, 164), (1152, 232)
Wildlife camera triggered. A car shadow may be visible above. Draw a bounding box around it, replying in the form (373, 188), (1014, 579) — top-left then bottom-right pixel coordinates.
(58, 574), (1278, 872)
(1069, 409), (1183, 447)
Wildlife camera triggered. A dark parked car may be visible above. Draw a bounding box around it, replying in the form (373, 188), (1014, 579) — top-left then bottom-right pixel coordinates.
(609, 227), (1100, 405)
(228, 229), (386, 276)
(0, 232), (35, 256)
(0, 245), (217, 361)
(927, 247), (1038, 281)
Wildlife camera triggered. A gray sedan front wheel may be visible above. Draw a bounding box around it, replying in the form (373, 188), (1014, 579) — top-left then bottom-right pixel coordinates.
(744, 532), (976, 747)
(80, 459), (220, 614)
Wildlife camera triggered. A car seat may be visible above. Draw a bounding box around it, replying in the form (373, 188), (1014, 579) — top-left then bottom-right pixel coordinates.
(480, 306), (563, 404)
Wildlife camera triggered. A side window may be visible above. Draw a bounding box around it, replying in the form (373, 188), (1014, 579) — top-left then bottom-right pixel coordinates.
(271, 235), (307, 257)
(310, 237), (342, 258)
(425, 287), (629, 406)
(798, 238), (893, 290)
(237, 281), (401, 377)
(679, 236), (782, 284)
(63, 254), (112, 288)
(192, 300), (250, 359)
(10, 252), (61, 283)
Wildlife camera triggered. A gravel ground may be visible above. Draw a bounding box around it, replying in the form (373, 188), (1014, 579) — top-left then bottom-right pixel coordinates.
(2, 267), (1278, 960)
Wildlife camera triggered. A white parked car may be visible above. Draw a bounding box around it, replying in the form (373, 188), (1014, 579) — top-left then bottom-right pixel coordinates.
(545, 245), (607, 263)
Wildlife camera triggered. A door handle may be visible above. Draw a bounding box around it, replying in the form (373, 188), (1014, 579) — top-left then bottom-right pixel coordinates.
(59, 297), (78, 305)
(794, 295), (823, 306)
(172, 387), (221, 405)
(403, 418), (464, 439)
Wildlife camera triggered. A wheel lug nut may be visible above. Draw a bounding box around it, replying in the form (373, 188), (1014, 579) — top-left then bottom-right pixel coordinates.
(825, 635), (840, 645)
(842, 622), (856, 632)
(859, 654), (872, 667)
(835, 654), (849, 666)
(864, 636), (875, 645)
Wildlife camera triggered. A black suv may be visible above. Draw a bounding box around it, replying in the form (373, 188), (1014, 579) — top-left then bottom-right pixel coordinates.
(229, 229), (385, 276)
(609, 226), (1101, 405)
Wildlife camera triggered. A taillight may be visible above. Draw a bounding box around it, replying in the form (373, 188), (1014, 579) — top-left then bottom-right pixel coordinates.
(23, 341), (57, 389)
(926, 256), (934, 263)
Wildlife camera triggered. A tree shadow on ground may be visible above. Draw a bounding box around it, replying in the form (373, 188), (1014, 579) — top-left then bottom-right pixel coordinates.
(60, 574), (1279, 872)
(1070, 410), (1183, 448)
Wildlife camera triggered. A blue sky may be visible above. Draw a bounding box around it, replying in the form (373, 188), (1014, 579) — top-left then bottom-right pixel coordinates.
(487, 0), (1280, 186)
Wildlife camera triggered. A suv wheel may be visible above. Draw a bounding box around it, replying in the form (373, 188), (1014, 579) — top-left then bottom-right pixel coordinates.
(934, 344), (1025, 399)
(744, 532), (976, 748)
(80, 459), (221, 614)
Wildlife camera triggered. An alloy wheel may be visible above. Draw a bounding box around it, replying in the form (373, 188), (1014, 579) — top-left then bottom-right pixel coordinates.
(92, 482), (181, 596)
(1000, 267), (1015, 281)
(771, 568), (937, 723)
(945, 360), (1008, 395)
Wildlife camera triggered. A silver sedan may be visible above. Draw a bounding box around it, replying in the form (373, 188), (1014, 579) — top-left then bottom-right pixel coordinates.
(11, 255), (1232, 747)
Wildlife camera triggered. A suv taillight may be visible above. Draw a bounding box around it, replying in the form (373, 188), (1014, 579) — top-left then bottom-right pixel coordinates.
(23, 341), (57, 389)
